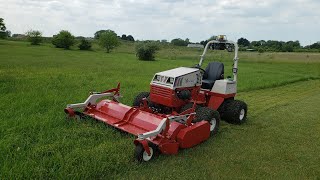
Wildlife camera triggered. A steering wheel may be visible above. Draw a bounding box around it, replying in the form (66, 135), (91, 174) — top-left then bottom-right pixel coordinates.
(192, 64), (207, 77)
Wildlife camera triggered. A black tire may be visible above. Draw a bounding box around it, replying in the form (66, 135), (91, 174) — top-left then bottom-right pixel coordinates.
(133, 92), (150, 107)
(217, 98), (233, 118)
(65, 111), (85, 121)
(194, 107), (220, 134)
(179, 103), (200, 113)
(134, 143), (157, 162)
(223, 100), (248, 124)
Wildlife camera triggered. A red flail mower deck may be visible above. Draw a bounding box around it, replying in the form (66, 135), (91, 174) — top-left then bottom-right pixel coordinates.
(64, 84), (211, 162)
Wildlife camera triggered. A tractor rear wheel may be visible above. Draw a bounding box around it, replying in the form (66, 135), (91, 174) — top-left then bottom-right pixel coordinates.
(194, 107), (220, 134)
(223, 100), (247, 124)
(133, 92), (150, 107)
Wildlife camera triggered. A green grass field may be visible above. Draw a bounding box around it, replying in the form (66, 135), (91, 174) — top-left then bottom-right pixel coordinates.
(0, 40), (320, 179)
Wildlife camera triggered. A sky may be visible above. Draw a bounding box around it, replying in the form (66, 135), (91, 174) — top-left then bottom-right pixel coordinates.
(1, 0), (319, 45)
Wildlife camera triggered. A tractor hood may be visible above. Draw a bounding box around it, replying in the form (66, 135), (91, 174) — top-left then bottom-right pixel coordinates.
(151, 67), (202, 89)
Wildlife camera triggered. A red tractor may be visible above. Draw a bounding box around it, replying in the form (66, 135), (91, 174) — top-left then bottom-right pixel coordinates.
(65, 40), (247, 162)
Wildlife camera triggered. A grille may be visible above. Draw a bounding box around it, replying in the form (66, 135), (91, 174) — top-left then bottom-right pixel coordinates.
(151, 85), (172, 98)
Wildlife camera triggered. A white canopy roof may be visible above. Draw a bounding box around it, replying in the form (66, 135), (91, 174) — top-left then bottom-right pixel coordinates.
(156, 67), (198, 78)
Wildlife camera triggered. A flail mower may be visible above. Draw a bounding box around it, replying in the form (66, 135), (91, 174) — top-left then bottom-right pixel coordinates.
(65, 40), (247, 162)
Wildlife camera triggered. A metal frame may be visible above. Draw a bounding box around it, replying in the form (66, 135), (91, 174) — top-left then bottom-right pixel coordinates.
(198, 40), (239, 82)
(67, 93), (116, 109)
(137, 113), (196, 140)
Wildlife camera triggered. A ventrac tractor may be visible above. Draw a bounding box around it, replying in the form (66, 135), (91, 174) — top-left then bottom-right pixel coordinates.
(65, 40), (247, 162)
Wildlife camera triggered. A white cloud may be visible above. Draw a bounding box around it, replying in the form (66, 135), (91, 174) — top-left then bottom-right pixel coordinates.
(0, 0), (319, 45)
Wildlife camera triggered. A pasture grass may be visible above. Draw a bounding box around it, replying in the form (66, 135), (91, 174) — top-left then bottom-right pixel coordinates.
(0, 40), (320, 179)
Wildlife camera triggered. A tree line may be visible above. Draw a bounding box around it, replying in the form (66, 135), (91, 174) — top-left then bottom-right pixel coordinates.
(236, 37), (319, 52)
(1, 17), (160, 61)
(169, 36), (320, 52)
(0, 18), (320, 53)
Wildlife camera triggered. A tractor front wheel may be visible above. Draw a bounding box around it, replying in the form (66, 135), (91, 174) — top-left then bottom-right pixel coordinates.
(179, 103), (200, 113)
(223, 100), (247, 124)
(133, 92), (150, 107)
(194, 107), (220, 135)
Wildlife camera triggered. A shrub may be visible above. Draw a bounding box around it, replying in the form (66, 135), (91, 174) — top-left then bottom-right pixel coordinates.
(258, 48), (265, 53)
(78, 38), (91, 50)
(171, 38), (188, 46)
(0, 32), (6, 39)
(52, 30), (75, 49)
(127, 35), (134, 41)
(94, 30), (108, 39)
(135, 42), (160, 61)
(98, 30), (119, 53)
(26, 30), (42, 45)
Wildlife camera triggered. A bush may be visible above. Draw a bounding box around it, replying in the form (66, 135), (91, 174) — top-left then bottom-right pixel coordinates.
(238, 46), (247, 51)
(52, 30), (75, 49)
(78, 38), (91, 50)
(0, 31), (6, 39)
(171, 38), (188, 46)
(258, 48), (265, 53)
(26, 30), (42, 45)
(98, 30), (119, 53)
(135, 42), (160, 61)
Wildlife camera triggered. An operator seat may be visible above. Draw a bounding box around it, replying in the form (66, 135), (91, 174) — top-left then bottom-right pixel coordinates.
(201, 62), (224, 89)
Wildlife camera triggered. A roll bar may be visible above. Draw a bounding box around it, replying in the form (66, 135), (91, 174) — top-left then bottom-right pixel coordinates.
(198, 40), (239, 82)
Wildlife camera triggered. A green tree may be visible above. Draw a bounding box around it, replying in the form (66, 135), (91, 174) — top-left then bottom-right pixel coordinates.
(251, 41), (261, 47)
(98, 30), (120, 53)
(26, 30), (42, 45)
(121, 34), (127, 40)
(237, 37), (250, 47)
(0, 18), (6, 31)
(171, 38), (188, 46)
(282, 44), (293, 52)
(52, 30), (75, 49)
(127, 35), (135, 41)
(6, 30), (11, 37)
(0, 18), (7, 39)
(94, 30), (108, 39)
(78, 38), (92, 50)
(258, 48), (265, 53)
(309, 42), (320, 49)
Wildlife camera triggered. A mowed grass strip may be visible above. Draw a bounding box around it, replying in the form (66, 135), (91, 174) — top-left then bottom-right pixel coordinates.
(116, 80), (320, 179)
(0, 40), (320, 178)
